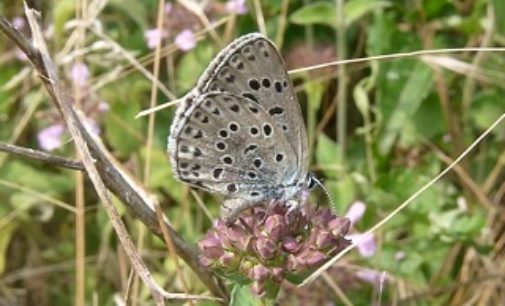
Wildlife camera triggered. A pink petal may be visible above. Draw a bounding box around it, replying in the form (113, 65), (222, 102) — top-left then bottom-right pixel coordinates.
(347, 233), (376, 257)
(70, 62), (90, 87)
(98, 101), (110, 113)
(145, 28), (167, 49)
(226, 0), (248, 15)
(175, 29), (196, 51)
(345, 201), (366, 224)
(83, 118), (101, 136)
(38, 124), (65, 151)
(355, 269), (386, 287)
(12, 17), (25, 29)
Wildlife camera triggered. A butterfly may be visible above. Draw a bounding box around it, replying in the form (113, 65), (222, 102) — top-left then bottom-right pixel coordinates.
(168, 33), (316, 223)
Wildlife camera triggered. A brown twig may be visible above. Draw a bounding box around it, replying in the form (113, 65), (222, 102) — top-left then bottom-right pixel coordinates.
(0, 7), (227, 303)
(0, 142), (85, 170)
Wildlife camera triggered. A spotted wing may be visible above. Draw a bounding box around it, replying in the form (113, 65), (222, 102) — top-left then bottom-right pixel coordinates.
(168, 92), (298, 202)
(194, 33), (308, 182)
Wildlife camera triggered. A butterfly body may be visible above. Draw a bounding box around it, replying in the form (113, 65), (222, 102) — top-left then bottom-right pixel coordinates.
(168, 33), (310, 223)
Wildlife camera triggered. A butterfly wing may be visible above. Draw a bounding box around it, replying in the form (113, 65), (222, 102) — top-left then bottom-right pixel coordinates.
(196, 33), (308, 182)
(168, 92), (299, 202)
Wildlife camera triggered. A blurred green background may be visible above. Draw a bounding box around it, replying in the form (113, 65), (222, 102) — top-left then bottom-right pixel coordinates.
(0, 0), (504, 305)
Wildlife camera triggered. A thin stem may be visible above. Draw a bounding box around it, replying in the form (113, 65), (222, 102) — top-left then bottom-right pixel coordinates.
(252, 0), (267, 35)
(74, 2), (87, 305)
(275, 0), (290, 49)
(0, 142), (84, 170)
(304, 0), (314, 47)
(336, 0), (347, 165)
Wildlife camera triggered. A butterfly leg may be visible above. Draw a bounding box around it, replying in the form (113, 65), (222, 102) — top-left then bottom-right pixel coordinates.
(221, 197), (258, 225)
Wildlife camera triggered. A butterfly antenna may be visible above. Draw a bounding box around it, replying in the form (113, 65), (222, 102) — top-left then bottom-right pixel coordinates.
(312, 176), (337, 214)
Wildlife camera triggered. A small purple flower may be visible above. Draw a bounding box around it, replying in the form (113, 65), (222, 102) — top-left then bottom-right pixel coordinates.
(286, 253), (306, 272)
(226, 0), (248, 15)
(38, 124), (65, 151)
(218, 251), (238, 267)
(12, 17), (25, 29)
(328, 216), (350, 237)
(15, 49), (28, 61)
(263, 214), (285, 240)
(355, 269), (386, 288)
(174, 29), (196, 51)
(271, 267), (284, 283)
(314, 230), (334, 250)
(197, 234), (224, 259)
(70, 62), (90, 87)
(345, 201), (366, 224)
(83, 118), (101, 136)
(145, 28), (167, 49)
(281, 236), (299, 253)
(305, 251), (327, 268)
(254, 236), (277, 260)
(249, 264), (270, 282)
(347, 233), (376, 257)
(98, 101), (110, 113)
(198, 206), (351, 298)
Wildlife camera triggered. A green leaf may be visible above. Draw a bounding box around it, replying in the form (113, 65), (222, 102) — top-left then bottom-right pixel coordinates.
(471, 89), (505, 139)
(52, 0), (75, 45)
(354, 82), (370, 117)
(492, 0), (505, 35)
(230, 284), (261, 306)
(316, 133), (342, 179)
(0, 223), (17, 274)
(304, 82), (325, 111)
(345, 0), (391, 26)
(378, 61), (433, 154)
(290, 2), (336, 28)
(0, 161), (74, 195)
(109, 0), (149, 30)
(290, 0), (391, 28)
(102, 78), (147, 157)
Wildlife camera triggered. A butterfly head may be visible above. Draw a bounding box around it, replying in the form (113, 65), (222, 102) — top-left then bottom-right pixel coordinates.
(305, 172), (318, 190)
(302, 173), (336, 209)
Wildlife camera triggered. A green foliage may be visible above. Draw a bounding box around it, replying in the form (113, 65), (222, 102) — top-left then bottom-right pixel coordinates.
(290, 0), (391, 28)
(230, 284), (262, 306)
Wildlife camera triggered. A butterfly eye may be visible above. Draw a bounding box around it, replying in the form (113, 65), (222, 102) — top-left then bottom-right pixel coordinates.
(307, 174), (317, 190)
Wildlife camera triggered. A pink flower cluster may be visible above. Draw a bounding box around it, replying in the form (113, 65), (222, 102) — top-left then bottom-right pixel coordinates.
(198, 205), (351, 297)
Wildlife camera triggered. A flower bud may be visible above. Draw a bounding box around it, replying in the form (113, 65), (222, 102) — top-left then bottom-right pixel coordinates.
(271, 267), (285, 283)
(281, 236), (299, 253)
(254, 236), (277, 260)
(329, 217), (351, 238)
(314, 230), (334, 250)
(312, 208), (333, 228)
(263, 214), (285, 241)
(249, 264), (270, 282)
(305, 251), (327, 268)
(239, 260), (253, 275)
(286, 253), (306, 272)
(219, 251), (239, 269)
(197, 234), (224, 259)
